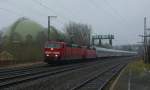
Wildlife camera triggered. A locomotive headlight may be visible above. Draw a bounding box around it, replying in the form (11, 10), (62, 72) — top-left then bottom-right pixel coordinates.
(46, 54), (49, 56)
(55, 54), (58, 57)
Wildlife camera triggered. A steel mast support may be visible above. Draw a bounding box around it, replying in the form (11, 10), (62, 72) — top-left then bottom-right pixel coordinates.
(48, 16), (57, 40)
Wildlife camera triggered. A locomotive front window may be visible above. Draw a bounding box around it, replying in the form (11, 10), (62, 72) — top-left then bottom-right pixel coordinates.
(46, 43), (61, 48)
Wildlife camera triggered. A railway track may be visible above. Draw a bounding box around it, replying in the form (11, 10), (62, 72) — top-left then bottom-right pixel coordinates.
(70, 63), (126, 90)
(0, 57), (134, 90)
(0, 63), (47, 74)
(0, 64), (85, 88)
(0, 59), (115, 89)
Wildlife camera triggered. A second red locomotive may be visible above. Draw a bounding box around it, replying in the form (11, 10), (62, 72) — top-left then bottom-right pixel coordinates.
(44, 41), (97, 64)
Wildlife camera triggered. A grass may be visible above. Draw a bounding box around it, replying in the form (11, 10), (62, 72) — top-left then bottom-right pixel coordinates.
(110, 59), (150, 90)
(127, 59), (150, 74)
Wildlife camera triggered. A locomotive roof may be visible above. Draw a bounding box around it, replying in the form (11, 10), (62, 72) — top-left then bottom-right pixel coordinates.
(46, 41), (66, 44)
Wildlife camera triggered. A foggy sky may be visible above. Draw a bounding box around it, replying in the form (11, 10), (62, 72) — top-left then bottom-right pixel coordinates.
(0, 0), (150, 45)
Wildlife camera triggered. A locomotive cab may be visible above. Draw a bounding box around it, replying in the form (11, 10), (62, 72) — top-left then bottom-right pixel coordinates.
(44, 41), (65, 62)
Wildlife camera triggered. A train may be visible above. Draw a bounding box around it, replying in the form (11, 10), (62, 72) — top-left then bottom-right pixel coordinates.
(96, 47), (137, 57)
(44, 41), (137, 64)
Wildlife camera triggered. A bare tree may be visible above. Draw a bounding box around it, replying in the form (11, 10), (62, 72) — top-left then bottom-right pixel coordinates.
(36, 31), (47, 47)
(0, 31), (3, 44)
(0, 31), (3, 51)
(45, 26), (64, 41)
(148, 39), (150, 63)
(64, 22), (92, 46)
(9, 17), (28, 43)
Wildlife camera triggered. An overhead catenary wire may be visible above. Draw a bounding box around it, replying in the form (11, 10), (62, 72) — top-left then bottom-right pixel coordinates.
(1, 5), (63, 34)
(86, 0), (116, 18)
(0, 1), (39, 18)
(0, 5), (43, 22)
(8, 0), (49, 18)
(30, 0), (72, 26)
(87, 0), (129, 26)
(42, 0), (83, 23)
(102, 0), (129, 25)
(1, 0), (130, 30)
(0, 7), (47, 26)
(4, 0), (65, 28)
(0, 7), (23, 16)
(31, 0), (71, 22)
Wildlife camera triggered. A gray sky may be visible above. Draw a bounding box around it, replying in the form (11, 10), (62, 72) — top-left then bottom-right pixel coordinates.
(0, 0), (149, 45)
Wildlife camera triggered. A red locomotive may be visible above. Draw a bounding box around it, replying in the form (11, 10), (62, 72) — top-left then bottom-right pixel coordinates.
(44, 41), (97, 64)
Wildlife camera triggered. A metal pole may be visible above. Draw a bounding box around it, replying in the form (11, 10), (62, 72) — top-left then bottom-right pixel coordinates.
(48, 16), (50, 40)
(144, 17), (148, 63)
(48, 16), (57, 41)
(144, 17), (146, 63)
